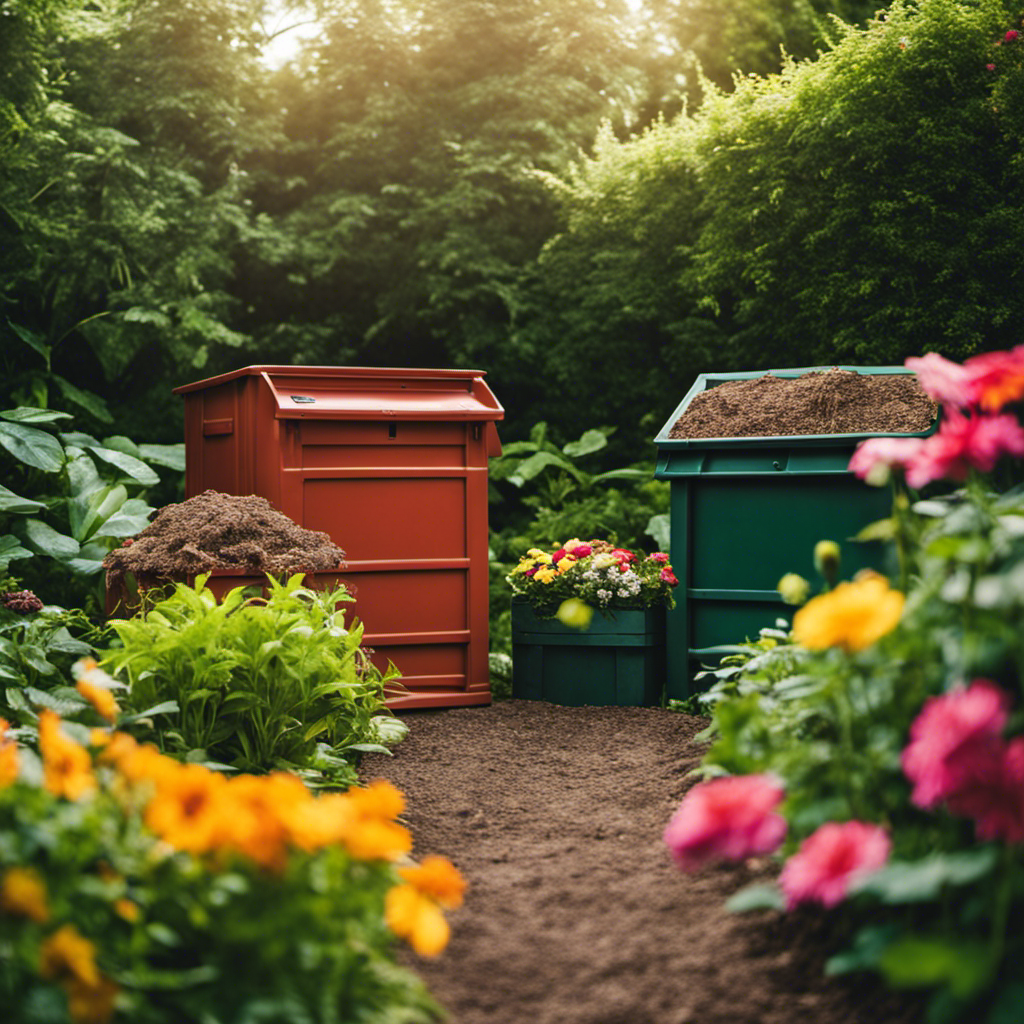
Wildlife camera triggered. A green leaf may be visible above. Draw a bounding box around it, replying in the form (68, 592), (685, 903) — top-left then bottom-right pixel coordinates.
(724, 883), (785, 913)
(852, 517), (897, 543)
(25, 687), (86, 716)
(86, 445), (160, 485)
(7, 321), (50, 365)
(562, 428), (609, 457)
(877, 937), (991, 998)
(138, 443), (186, 471)
(0, 422), (65, 472)
(118, 700), (180, 723)
(51, 375), (112, 423)
(22, 519), (80, 559)
(0, 407), (73, 425)
(99, 435), (141, 458)
(0, 486), (45, 514)
(509, 450), (582, 487)
(851, 848), (999, 904)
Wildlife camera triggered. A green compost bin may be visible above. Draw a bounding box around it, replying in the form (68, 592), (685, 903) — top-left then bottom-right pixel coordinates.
(653, 365), (938, 700)
(511, 598), (665, 706)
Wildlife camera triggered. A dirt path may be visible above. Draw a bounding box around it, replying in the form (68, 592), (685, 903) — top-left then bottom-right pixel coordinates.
(360, 700), (923, 1024)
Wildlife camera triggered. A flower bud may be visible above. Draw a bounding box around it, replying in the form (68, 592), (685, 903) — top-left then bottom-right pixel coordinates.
(777, 573), (810, 606)
(813, 540), (841, 589)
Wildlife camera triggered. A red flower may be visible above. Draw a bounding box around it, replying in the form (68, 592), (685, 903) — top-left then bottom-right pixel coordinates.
(648, 552), (670, 564)
(660, 568), (679, 587)
(663, 774), (786, 872)
(902, 411), (1024, 488)
(779, 821), (890, 909)
(551, 548), (567, 563)
(610, 548), (635, 563)
(987, 62), (997, 70)
(963, 345), (1024, 412)
(566, 542), (592, 558)
(1006, 29), (1019, 42)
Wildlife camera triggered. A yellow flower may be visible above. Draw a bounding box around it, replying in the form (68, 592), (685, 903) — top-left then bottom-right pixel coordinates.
(792, 572), (904, 653)
(39, 924), (100, 987)
(144, 762), (228, 854)
(534, 566), (557, 584)
(216, 772), (309, 869)
(285, 791), (358, 853)
(385, 884), (450, 956)
(526, 548), (550, 561)
(76, 680), (119, 723)
(65, 974), (119, 1024)
(556, 599), (593, 630)
(342, 780), (412, 861)
(1, 867), (49, 923)
(0, 718), (18, 787)
(555, 556), (575, 571)
(397, 855), (466, 909)
(777, 573), (810, 606)
(39, 711), (95, 801)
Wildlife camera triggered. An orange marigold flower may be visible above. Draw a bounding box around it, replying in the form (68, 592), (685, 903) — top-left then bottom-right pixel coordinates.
(284, 792), (358, 853)
(397, 855), (466, 909)
(39, 924), (100, 987)
(0, 718), (18, 787)
(65, 974), (119, 1024)
(144, 763), (228, 854)
(349, 779), (406, 821)
(113, 898), (140, 923)
(76, 680), (119, 723)
(1, 867), (50, 923)
(111, 739), (178, 786)
(343, 818), (413, 862)
(214, 773), (302, 870)
(792, 572), (904, 653)
(385, 884), (450, 956)
(39, 711), (95, 801)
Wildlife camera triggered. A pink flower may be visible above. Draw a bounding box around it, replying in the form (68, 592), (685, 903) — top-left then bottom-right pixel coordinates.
(946, 737), (1024, 843)
(567, 542), (592, 558)
(987, 62), (997, 70)
(663, 774), (786, 872)
(648, 552), (670, 564)
(963, 346), (1024, 412)
(611, 548), (635, 563)
(1006, 29), (1019, 42)
(848, 436), (926, 485)
(551, 548), (567, 563)
(779, 821), (891, 909)
(905, 352), (973, 408)
(902, 411), (1024, 488)
(901, 680), (1011, 809)
(660, 567), (679, 586)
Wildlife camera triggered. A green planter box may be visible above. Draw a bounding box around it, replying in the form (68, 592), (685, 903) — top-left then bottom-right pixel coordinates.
(653, 366), (938, 700)
(511, 598), (666, 707)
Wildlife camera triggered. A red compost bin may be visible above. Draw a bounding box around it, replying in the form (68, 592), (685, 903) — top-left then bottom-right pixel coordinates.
(173, 365), (504, 710)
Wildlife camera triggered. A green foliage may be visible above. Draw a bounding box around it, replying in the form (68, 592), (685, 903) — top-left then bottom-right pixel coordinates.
(103, 574), (404, 786)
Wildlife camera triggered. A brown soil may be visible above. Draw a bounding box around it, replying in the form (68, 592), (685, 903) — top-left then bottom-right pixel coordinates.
(102, 490), (345, 591)
(360, 701), (925, 1024)
(668, 369), (936, 439)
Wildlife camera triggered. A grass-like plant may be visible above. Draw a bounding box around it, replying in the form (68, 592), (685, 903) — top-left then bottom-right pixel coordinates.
(102, 574), (404, 786)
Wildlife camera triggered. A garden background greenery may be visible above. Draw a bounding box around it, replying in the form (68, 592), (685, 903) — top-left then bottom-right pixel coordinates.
(3, 1), (1024, 1021)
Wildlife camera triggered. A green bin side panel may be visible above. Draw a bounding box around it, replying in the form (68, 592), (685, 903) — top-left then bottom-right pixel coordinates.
(690, 598), (791, 653)
(690, 476), (893, 591)
(511, 640), (664, 707)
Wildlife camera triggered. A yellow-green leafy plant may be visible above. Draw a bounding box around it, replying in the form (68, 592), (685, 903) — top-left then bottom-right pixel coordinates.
(103, 574), (405, 786)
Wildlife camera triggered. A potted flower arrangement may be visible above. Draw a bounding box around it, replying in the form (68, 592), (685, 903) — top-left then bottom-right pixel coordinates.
(507, 539), (678, 707)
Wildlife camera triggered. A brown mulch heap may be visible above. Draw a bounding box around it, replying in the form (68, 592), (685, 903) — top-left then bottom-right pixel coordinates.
(102, 489), (345, 590)
(668, 369), (937, 439)
(360, 701), (925, 1024)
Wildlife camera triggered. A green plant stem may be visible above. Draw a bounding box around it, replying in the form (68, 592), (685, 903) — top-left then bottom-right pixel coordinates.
(987, 843), (1016, 981)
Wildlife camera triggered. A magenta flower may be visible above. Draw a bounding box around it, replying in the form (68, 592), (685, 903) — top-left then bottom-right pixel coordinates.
(899, 411), (1024, 489)
(963, 345), (1024, 412)
(848, 436), (926, 485)
(567, 542), (592, 558)
(946, 737), (1024, 844)
(663, 774), (786, 872)
(901, 680), (1011, 809)
(987, 62), (997, 70)
(648, 552), (670, 564)
(1006, 29), (1019, 42)
(660, 567), (679, 586)
(905, 352), (974, 408)
(779, 821), (891, 909)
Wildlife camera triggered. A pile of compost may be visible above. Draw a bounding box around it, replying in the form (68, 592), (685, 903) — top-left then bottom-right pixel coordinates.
(668, 369), (937, 440)
(102, 489), (345, 591)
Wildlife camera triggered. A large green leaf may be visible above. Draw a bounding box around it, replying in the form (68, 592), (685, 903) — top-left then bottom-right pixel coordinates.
(0, 535), (33, 569)
(878, 936), (990, 998)
(6, 321), (50, 366)
(70, 483), (127, 542)
(562, 428), (609, 458)
(51, 375), (112, 423)
(138, 442), (186, 472)
(86, 445), (160, 486)
(852, 849), (999, 904)
(0, 485), (45, 515)
(0, 407), (73, 425)
(508, 450), (582, 487)
(0, 422), (65, 472)
(22, 518), (80, 559)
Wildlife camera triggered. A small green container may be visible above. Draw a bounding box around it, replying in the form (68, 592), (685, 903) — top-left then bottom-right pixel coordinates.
(654, 366), (938, 700)
(511, 598), (666, 706)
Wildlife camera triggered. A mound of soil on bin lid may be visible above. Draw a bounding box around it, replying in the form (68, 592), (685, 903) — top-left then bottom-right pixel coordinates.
(102, 489), (345, 589)
(668, 368), (937, 439)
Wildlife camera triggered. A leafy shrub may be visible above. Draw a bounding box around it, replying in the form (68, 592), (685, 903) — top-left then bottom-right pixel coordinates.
(0, 696), (455, 1024)
(103, 574), (405, 787)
